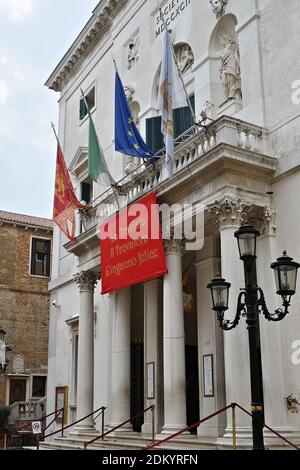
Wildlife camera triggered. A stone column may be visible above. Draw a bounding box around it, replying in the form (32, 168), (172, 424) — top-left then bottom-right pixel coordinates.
(256, 208), (300, 440)
(110, 287), (132, 430)
(73, 271), (98, 432)
(208, 199), (252, 438)
(196, 236), (226, 438)
(142, 279), (163, 435)
(162, 240), (187, 434)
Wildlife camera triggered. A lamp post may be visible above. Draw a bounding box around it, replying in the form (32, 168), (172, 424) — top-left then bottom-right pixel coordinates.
(0, 328), (12, 374)
(207, 226), (300, 450)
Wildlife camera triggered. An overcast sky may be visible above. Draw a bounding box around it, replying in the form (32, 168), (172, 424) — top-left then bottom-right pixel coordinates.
(0, 0), (97, 218)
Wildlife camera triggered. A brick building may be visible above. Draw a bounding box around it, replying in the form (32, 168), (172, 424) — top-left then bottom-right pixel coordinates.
(0, 211), (53, 406)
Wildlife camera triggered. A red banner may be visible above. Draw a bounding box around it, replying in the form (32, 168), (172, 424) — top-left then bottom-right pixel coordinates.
(100, 192), (167, 294)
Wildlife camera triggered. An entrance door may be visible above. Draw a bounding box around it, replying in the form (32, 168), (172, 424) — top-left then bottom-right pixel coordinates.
(185, 345), (200, 433)
(9, 378), (27, 404)
(131, 343), (144, 432)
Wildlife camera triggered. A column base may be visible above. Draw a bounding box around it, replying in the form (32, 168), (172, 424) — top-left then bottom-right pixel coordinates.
(142, 423), (157, 435)
(264, 427), (300, 447)
(217, 426), (253, 449)
(71, 425), (97, 436)
(197, 422), (226, 438)
(109, 423), (133, 434)
(217, 426), (300, 449)
(161, 424), (190, 435)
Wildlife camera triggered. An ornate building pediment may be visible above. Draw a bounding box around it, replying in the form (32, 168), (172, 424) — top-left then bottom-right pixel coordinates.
(69, 147), (88, 177)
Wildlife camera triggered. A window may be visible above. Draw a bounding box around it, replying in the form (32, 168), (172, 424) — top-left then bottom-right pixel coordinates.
(79, 87), (95, 121)
(30, 238), (51, 277)
(80, 180), (93, 234)
(146, 94), (195, 153)
(81, 181), (92, 205)
(32, 376), (47, 398)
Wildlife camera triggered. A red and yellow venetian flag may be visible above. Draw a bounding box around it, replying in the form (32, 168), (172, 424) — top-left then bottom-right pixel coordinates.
(53, 138), (84, 243)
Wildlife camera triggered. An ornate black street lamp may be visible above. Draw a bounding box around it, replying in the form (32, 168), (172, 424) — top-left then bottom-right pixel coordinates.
(0, 328), (12, 374)
(207, 226), (300, 450)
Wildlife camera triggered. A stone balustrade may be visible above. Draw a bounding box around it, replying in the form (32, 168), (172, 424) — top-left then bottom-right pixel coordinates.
(79, 115), (270, 234)
(8, 398), (47, 425)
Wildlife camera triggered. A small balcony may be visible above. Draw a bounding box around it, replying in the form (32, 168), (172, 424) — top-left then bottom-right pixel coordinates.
(66, 115), (277, 257)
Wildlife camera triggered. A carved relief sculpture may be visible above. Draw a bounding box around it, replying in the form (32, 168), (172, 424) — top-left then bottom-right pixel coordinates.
(175, 44), (194, 75)
(210, 0), (228, 19)
(220, 35), (242, 101)
(127, 37), (139, 70)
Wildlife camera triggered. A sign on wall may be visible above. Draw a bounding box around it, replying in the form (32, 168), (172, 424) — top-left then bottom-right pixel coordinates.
(154, 0), (192, 39)
(100, 192), (167, 294)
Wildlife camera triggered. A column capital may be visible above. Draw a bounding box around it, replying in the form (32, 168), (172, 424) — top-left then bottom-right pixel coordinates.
(208, 198), (251, 229)
(74, 271), (99, 292)
(246, 206), (277, 237)
(164, 239), (184, 255)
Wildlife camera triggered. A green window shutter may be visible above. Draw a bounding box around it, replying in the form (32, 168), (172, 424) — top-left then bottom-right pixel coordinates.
(146, 116), (164, 153)
(79, 98), (87, 120)
(173, 94), (195, 138)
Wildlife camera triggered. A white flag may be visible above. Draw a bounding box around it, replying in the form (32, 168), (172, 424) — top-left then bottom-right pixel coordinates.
(157, 31), (187, 177)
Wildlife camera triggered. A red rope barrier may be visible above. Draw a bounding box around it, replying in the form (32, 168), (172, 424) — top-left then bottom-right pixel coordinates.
(85, 406), (153, 448)
(145, 404), (232, 450)
(234, 403), (300, 451)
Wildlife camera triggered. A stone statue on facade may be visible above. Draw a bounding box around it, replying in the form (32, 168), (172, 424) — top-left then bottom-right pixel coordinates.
(127, 37), (139, 70)
(220, 35), (242, 100)
(124, 85), (135, 103)
(175, 44), (194, 75)
(210, 0), (228, 19)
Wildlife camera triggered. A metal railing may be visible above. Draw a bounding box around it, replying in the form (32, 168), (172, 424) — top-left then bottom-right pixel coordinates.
(1, 407), (64, 450)
(42, 406), (106, 441)
(84, 405), (155, 450)
(145, 404), (233, 450)
(145, 403), (300, 451)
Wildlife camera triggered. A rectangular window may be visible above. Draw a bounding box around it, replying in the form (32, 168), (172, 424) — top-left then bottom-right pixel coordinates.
(79, 87), (95, 121)
(30, 238), (51, 277)
(80, 181), (93, 234)
(32, 376), (47, 398)
(146, 95), (195, 153)
(81, 181), (92, 205)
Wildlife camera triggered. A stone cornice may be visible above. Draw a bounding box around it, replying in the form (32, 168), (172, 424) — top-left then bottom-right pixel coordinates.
(45, 0), (127, 92)
(0, 220), (53, 233)
(66, 316), (79, 327)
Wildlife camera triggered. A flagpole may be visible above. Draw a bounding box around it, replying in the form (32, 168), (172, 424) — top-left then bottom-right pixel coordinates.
(51, 121), (59, 143)
(158, 6), (197, 126)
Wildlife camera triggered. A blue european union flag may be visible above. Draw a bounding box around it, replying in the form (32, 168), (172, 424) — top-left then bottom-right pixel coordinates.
(115, 72), (153, 159)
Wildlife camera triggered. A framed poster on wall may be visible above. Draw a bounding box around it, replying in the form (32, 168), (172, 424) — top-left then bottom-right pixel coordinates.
(147, 362), (155, 399)
(55, 386), (68, 423)
(203, 354), (214, 397)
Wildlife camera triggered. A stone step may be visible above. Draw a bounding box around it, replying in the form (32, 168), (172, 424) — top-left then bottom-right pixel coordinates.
(32, 432), (299, 451)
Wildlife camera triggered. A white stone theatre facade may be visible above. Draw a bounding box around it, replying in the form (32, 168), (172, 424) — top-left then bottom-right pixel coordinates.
(45, 0), (300, 447)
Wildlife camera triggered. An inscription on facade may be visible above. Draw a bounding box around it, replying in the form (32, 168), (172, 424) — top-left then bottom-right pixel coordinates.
(154, 0), (192, 38)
